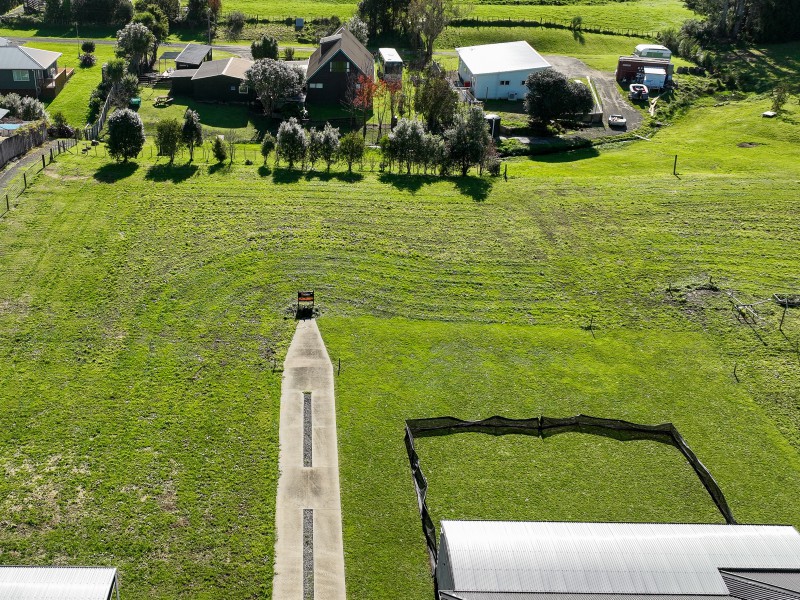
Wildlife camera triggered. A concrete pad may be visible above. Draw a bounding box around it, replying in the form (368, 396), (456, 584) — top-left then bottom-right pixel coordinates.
(273, 319), (346, 600)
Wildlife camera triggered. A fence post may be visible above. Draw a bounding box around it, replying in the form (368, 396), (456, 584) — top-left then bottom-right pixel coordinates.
(5, 194), (8, 211)
(23, 173), (27, 188)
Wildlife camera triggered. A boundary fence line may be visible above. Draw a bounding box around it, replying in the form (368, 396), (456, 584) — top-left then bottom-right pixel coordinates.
(1, 137), (77, 219)
(404, 413), (737, 571)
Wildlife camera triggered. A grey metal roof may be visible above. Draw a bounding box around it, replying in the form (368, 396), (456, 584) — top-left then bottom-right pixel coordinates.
(159, 50), (181, 60)
(723, 571), (800, 595)
(0, 45), (61, 70)
(438, 521), (800, 595)
(168, 68), (197, 78)
(307, 27), (374, 81)
(191, 57), (252, 80)
(0, 566), (117, 600)
(0, 108), (9, 120)
(175, 43), (211, 65)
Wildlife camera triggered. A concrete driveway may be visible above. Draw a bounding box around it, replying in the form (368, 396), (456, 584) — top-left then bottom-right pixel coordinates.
(545, 55), (644, 134)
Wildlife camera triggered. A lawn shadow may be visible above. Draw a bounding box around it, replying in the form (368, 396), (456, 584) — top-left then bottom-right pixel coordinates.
(528, 145), (601, 163)
(304, 170), (363, 183)
(258, 165), (272, 177)
(451, 176), (493, 202)
(378, 172), (437, 194)
(572, 29), (586, 45)
(145, 163), (199, 183)
(208, 162), (228, 174)
(93, 161), (139, 183)
(272, 168), (304, 184)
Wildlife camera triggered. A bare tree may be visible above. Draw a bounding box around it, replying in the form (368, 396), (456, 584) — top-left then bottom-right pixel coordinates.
(407, 0), (467, 64)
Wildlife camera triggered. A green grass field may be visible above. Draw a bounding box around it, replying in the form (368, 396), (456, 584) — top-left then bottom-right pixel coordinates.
(1, 86), (799, 600)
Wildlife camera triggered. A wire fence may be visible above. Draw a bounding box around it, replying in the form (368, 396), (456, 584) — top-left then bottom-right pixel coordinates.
(1, 138), (78, 219)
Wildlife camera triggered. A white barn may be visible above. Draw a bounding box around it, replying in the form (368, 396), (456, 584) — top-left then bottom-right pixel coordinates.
(455, 41), (551, 101)
(436, 521), (800, 600)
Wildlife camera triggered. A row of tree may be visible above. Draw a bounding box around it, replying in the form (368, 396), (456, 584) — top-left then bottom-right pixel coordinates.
(682, 0), (800, 44)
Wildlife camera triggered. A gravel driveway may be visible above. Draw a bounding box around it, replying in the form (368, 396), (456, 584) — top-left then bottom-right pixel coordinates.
(545, 55), (643, 136)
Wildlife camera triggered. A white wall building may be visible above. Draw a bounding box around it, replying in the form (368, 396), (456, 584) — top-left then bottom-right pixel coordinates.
(456, 41), (551, 101)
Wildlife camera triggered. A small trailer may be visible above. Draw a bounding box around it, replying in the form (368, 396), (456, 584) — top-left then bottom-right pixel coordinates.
(633, 44), (672, 60)
(616, 56), (673, 85)
(377, 48), (403, 82)
(629, 83), (649, 101)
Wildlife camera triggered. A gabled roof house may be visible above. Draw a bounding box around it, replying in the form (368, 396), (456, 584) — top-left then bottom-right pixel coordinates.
(0, 38), (71, 99)
(169, 57), (255, 101)
(305, 27), (374, 105)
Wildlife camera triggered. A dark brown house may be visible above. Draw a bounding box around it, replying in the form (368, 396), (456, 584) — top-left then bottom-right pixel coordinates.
(306, 28), (374, 105)
(169, 57), (256, 102)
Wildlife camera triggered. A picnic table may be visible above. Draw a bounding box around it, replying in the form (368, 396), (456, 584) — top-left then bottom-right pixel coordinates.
(154, 96), (173, 107)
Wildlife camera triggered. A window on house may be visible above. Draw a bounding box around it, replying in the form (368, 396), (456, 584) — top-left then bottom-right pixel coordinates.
(330, 61), (349, 73)
(521, 80), (526, 85)
(12, 70), (30, 82)
(239, 83), (249, 94)
(309, 82), (323, 89)
(500, 80), (510, 86)
(230, 84), (236, 91)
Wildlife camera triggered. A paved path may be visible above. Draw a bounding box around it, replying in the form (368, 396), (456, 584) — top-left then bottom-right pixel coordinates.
(0, 140), (59, 190)
(273, 319), (346, 600)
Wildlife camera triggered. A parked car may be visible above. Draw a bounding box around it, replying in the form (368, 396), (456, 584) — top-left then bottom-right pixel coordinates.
(608, 114), (627, 128)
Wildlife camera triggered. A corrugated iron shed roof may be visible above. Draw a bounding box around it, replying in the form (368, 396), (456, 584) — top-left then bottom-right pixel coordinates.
(439, 521), (800, 595)
(191, 57), (253, 80)
(175, 43), (211, 65)
(0, 44), (61, 70)
(442, 594), (729, 600)
(0, 566), (117, 600)
(455, 41), (550, 75)
(721, 571), (800, 594)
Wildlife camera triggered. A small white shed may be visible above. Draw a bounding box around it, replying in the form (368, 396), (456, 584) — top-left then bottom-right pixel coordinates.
(456, 41), (551, 100)
(0, 566), (120, 600)
(642, 66), (667, 89)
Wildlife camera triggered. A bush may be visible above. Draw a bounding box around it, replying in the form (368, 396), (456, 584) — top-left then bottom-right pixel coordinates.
(276, 117), (307, 168)
(80, 53), (97, 67)
(212, 137), (227, 163)
(81, 40), (96, 53)
(338, 131), (365, 173)
(47, 111), (75, 138)
(155, 117), (183, 162)
(107, 108), (145, 162)
(0, 93), (23, 118)
(251, 35), (279, 60)
(227, 11), (246, 38)
(283, 47), (295, 61)
(260, 132), (276, 164)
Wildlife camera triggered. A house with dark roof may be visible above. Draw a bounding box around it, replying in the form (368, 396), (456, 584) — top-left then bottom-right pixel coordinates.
(0, 38), (71, 99)
(169, 57), (255, 102)
(306, 28), (374, 105)
(175, 43), (212, 70)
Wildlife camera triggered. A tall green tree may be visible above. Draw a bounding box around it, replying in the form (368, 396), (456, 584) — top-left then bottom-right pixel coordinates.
(181, 109), (203, 161)
(246, 59), (305, 117)
(155, 118), (183, 163)
(524, 69), (593, 130)
(414, 63), (459, 133)
(444, 105), (490, 176)
(338, 131), (365, 173)
(115, 22), (155, 73)
(251, 35), (279, 60)
(276, 118), (307, 169)
(107, 108), (145, 162)
(407, 0), (464, 64)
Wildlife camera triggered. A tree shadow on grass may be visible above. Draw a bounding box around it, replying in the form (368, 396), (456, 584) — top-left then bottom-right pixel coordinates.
(208, 162), (228, 174)
(378, 172), (437, 194)
(451, 176), (493, 202)
(145, 163), (199, 183)
(272, 167), (304, 184)
(258, 165), (272, 177)
(527, 145), (600, 163)
(93, 161), (139, 183)
(304, 170), (363, 183)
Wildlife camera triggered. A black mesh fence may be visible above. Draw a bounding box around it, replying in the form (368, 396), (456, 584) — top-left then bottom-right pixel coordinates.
(404, 414), (737, 570)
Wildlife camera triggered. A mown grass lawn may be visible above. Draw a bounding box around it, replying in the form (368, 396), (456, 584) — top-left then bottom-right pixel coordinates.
(0, 95), (798, 599)
(34, 42), (117, 127)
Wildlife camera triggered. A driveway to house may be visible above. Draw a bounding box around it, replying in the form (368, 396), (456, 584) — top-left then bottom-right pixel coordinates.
(544, 54), (644, 134)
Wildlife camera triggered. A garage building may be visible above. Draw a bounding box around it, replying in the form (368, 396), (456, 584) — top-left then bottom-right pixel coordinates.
(456, 41), (551, 100)
(437, 521), (800, 600)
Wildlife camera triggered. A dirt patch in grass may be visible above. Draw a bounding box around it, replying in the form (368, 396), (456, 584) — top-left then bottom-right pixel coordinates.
(738, 142), (761, 148)
(42, 170), (87, 181)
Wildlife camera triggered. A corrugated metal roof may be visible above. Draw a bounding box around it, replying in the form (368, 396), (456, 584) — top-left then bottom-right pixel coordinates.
(635, 44), (671, 53)
(439, 521), (800, 595)
(0, 566), (117, 600)
(0, 45), (61, 70)
(175, 43), (211, 65)
(0, 108), (9, 120)
(456, 41), (550, 75)
(191, 57), (253, 80)
(723, 571), (800, 594)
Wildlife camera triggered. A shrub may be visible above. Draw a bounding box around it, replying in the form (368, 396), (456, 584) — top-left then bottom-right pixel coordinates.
(251, 35), (279, 60)
(0, 93), (24, 118)
(260, 132), (276, 165)
(338, 131), (365, 173)
(81, 40), (96, 53)
(276, 117), (307, 168)
(283, 47), (295, 61)
(107, 108), (145, 162)
(19, 96), (48, 121)
(80, 53), (97, 67)
(155, 117), (183, 162)
(227, 11), (246, 38)
(47, 111), (75, 138)
(212, 137), (227, 163)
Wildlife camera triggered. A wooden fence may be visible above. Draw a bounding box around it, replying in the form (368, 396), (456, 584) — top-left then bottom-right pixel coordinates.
(83, 92), (112, 141)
